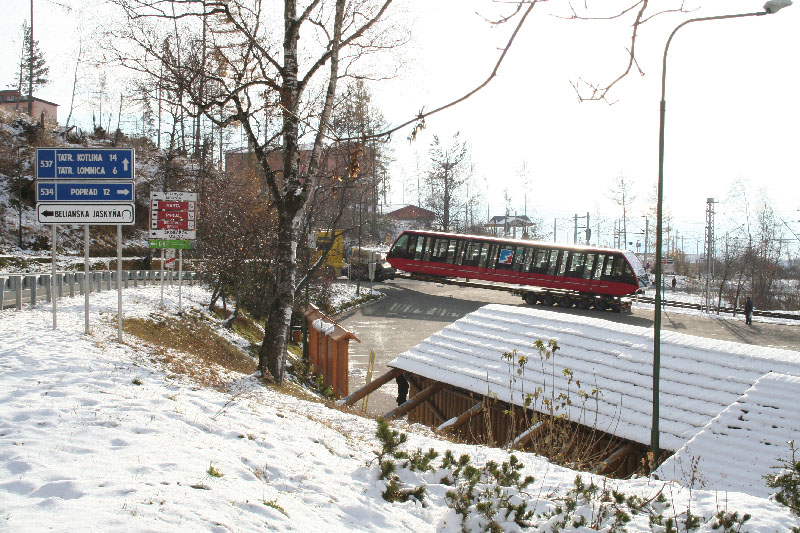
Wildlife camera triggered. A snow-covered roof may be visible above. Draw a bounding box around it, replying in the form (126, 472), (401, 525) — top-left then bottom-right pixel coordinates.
(655, 372), (800, 497)
(387, 304), (800, 452)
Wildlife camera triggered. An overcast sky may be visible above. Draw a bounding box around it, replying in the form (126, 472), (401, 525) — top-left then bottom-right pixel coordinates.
(2, 0), (798, 254)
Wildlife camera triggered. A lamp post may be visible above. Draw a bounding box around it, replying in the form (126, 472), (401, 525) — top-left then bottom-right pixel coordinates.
(651, 0), (791, 470)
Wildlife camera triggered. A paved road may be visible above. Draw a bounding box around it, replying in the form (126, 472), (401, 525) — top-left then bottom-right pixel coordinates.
(336, 278), (800, 417)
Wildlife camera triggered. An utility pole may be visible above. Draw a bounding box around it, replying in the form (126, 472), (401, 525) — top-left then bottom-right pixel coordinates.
(553, 218), (557, 243)
(644, 217), (649, 268)
(18, 151), (23, 247)
(585, 212), (591, 244)
(573, 214), (578, 244)
(704, 198), (717, 312)
(28, 0), (34, 115)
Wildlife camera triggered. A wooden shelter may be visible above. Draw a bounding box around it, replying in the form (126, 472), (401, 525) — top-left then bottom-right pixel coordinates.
(303, 304), (360, 399)
(340, 304), (800, 478)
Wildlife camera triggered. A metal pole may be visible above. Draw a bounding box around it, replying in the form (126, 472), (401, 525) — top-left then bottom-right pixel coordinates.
(178, 248), (183, 315)
(586, 212), (590, 244)
(573, 214), (577, 244)
(117, 224), (123, 342)
(553, 218), (557, 243)
(160, 247), (165, 308)
(84, 224), (90, 334)
(18, 149), (23, 247)
(652, 9), (768, 471)
(51, 224), (57, 329)
(303, 237), (310, 362)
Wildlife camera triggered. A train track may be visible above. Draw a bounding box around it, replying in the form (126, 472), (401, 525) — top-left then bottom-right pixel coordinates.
(395, 273), (800, 322)
(634, 296), (800, 321)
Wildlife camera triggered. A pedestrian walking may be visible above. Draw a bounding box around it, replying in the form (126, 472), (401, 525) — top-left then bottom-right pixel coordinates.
(671, 277), (677, 290)
(745, 296), (754, 325)
(395, 373), (409, 406)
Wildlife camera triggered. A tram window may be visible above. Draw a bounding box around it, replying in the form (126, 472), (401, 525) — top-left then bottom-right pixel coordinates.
(445, 239), (458, 264)
(593, 254), (606, 279)
(583, 254), (597, 279)
(463, 241), (482, 266)
(612, 255), (627, 279)
(532, 249), (548, 273)
(513, 246), (527, 271)
(545, 250), (559, 276)
(524, 247), (538, 272)
(478, 243), (491, 268)
(603, 254), (615, 278)
(388, 234), (409, 258)
(413, 237), (426, 260)
(405, 235), (417, 259)
(556, 251), (569, 276)
(612, 257), (636, 284)
(566, 252), (585, 278)
(422, 238), (433, 261)
(496, 246), (515, 270)
(583, 253), (596, 279)
(453, 240), (465, 265)
(429, 238), (449, 262)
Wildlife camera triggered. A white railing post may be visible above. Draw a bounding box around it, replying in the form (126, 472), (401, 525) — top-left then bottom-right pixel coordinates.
(28, 275), (37, 307)
(13, 275), (22, 310)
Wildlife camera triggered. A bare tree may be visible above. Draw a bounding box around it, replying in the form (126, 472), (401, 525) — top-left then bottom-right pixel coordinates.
(106, 0), (688, 387)
(609, 174), (636, 249)
(424, 132), (469, 232)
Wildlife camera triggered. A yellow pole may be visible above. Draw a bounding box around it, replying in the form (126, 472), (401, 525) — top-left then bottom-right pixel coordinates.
(361, 350), (376, 414)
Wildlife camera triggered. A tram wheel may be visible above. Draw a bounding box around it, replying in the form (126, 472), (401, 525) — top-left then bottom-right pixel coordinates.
(577, 299), (591, 311)
(523, 293), (537, 305)
(560, 296), (572, 308)
(542, 294), (555, 306)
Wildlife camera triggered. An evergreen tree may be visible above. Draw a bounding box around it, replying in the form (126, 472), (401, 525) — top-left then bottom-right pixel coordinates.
(15, 20), (50, 104)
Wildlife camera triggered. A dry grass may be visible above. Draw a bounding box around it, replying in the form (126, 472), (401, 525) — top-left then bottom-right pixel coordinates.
(124, 309), (257, 389)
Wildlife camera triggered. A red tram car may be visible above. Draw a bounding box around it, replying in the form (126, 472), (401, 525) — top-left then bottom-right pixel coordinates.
(386, 230), (649, 311)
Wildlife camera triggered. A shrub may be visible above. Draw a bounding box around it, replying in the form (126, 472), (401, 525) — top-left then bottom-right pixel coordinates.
(765, 440), (800, 519)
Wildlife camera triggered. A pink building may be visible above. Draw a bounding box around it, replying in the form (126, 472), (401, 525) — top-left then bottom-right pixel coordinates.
(0, 90), (58, 122)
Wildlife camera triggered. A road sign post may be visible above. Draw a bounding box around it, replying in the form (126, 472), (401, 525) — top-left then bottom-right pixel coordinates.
(150, 191), (197, 313)
(36, 148), (134, 180)
(36, 147), (136, 336)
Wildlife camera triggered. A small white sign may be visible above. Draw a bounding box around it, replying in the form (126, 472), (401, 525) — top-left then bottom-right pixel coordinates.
(37, 202), (136, 225)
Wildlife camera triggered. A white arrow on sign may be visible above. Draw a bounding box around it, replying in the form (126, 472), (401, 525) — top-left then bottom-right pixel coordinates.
(118, 187), (130, 195)
(122, 159), (129, 171)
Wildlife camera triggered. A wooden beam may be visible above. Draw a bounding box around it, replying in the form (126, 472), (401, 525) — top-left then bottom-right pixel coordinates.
(437, 401), (483, 432)
(383, 382), (444, 420)
(407, 375), (446, 425)
(336, 367), (403, 407)
(592, 444), (638, 475)
(510, 420), (545, 449)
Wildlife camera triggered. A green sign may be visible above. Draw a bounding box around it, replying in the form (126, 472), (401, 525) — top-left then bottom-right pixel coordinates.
(149, 239), (194, 249)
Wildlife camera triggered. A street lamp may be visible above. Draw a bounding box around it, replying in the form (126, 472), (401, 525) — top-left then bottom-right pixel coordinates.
(651, 0), (791, 470)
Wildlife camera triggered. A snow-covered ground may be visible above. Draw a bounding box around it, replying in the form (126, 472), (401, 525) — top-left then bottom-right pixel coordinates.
(1, 286), (799, 531)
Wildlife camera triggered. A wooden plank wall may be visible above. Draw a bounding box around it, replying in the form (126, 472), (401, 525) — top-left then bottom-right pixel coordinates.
(305, 322), (350, 399)
(406, 375), (650, 477)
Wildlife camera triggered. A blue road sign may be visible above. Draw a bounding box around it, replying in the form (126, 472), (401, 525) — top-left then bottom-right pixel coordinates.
(37, 181), (135, 202)
(36, 148), (135, 179)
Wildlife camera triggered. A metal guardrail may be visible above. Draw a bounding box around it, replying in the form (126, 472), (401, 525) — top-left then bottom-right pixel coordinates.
(0, 270), (198, 311)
